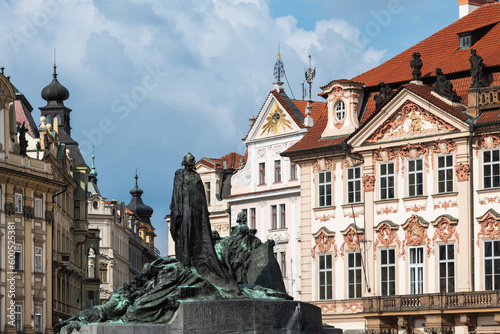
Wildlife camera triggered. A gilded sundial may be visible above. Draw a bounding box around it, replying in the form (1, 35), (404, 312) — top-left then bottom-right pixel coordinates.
(261, 101), (293, 135)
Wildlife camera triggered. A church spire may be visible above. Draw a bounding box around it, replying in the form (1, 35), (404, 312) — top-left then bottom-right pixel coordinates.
(273, 46), (285, 92)
(89, 146), (98, 180)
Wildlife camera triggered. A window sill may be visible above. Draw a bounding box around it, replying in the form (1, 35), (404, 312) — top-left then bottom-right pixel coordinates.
(431, 192), (458, 198)
(269, 228), (288, 232)
(289, 178), (298, 181)
(402, 195), (427, 202)
(273, 181), (282, 184)
(374, 198), (398, 205)
(341, 202), (364, 209)
(313, 206), (336, 212)
(477, 188), (500, 194)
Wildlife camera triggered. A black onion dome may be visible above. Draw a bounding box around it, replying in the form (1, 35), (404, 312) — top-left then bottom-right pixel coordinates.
(126, 174), (153, 223)
(41, 65), (69, 104)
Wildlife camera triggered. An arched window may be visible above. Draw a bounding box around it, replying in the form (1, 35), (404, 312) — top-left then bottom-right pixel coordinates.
(335, 101), (345, 121)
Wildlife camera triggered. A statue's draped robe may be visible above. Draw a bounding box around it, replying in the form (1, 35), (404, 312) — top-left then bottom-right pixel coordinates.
(170, 168), (239, 293)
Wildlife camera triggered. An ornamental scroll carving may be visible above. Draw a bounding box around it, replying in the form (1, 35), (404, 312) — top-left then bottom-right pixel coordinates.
(374, 147), (399, 174)
(45, 210), (55, 224)
(366, 101), (455, 143)
(5, 202), (15, 216)
(311, 229), (337, 259)
(23, 205), (34, 219)
(478, 134), (500, 150)
(362, 175), (375, 192)
(399, 143), (430, 174)
(314, 158), (333, 172)
(402, 214), (432, 257)
(326, 86), (346, 100)
(374, 222), (399, 249)
(318, 304), (337, 314)
(431, 216), (459, 252)
(477, 211), (500, 246)
(340, 225), (364, 256)
(455, 163), (470, 181)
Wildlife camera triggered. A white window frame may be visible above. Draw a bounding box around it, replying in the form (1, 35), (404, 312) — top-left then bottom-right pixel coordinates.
(35, 247), (43, 273)
(15, 244), (22, 270)
(438, 244), (455, 293)
(347, 166), (361, 204)
(15, 305), (22, 332)
(318, 171), (332, 207)
(409, 246), (424, 294)
(380, 248), (396, 296)
(408, 158), (424, 197)
(437, 154), (454, 193)
(15, 192), (23, 214)
(484, 240), (500, 290)
(34, 198), (43, 218)
(347, 252), (362, 299)
(35, 306), (42, 333)
(204, 182), (211, 206)
(318, 254), (333, 300)
(483, 149), (500, 189)
(290, 162), (298, 180)
(335, 100), (345, 121)
(379, 162), (395, 200)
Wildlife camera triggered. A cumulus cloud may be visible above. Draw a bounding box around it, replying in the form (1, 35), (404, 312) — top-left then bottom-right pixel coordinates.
(0, 0), (388, 255)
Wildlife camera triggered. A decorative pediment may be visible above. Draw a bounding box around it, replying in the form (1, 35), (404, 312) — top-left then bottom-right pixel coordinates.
(477, 209), (500, 244)
(367, 101), (457, 144)
(260, 101), (293, 135)
(402, 214), (429, 247)
(314, 158), (334, 172)
(374, 220), (399, 250)
(431, 215), (459, 244)
(311, 227), (337, 259)
(340, 224), (364, 255)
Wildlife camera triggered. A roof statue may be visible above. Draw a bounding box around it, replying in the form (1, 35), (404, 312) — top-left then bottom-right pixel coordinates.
(432, 67), (460, 102)
(273, 50), (285, 83)
(469, 48), (484, 89)
(410, 52), (423, 81)
(54, 153), (291, 334)
(374, 82), (393, 109)
(18, 122), (28, 156)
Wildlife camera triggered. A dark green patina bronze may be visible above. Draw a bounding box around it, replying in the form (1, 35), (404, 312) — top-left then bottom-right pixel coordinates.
(55, 153), (290, 333)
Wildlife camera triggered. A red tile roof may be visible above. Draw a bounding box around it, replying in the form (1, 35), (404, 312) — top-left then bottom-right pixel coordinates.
(14, 100), (38, 138)
(477, 108), (500, 123)
(350, 3), (500, 89)
(198, 152), (245, 170)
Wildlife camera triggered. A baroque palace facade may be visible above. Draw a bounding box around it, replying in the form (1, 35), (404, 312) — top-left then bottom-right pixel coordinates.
(282, 1), (500, 333)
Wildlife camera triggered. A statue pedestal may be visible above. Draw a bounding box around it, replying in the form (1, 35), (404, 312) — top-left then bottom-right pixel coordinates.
(61, 299), (340, 333)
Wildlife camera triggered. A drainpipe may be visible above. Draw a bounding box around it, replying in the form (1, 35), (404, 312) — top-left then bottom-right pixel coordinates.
(469, 123), (475, 291)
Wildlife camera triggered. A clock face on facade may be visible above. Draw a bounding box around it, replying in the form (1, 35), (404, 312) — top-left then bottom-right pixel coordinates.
(261, 101), (292, 135)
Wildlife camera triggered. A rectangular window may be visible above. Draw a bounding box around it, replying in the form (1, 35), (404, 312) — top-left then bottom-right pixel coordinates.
(319, 254), (333, 300)
(274, 160), (281, 182)
(484, 149), (500, 189)
(348, 252), (362, 299)
(380, 162), (395, 200)
(35, 247), (43, 273)
(271, 205), (277, 229)
(439, 244), (455, 293)
(290, 162), (298, 180)
(101, 265), (108, 283)
(74, 200), (80, 220)
(484, 240), (500, 290)
(318, 171), (332, 207)
(279, 204), (286, 229)
(409, 246), (424, 294)
(204, 182), (211, 205)
(249, 208), (256, 230)
(280, 251), (287, 278)
(259, 162), (266, 185)
(35, 307), (42, 333)
(34, 198), (43, 218)
(15, 305), (22, 332)
(15, 193), (23, 214)
(15, 244), (22, 270)
(347, 167), (361, 204)
(408, 159), (424, 197)
(380, 249), (396, 296)
(437, 155), (454, 193)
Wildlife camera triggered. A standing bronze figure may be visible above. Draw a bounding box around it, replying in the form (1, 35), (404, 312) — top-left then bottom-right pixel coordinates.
(469, 49), (484, 89)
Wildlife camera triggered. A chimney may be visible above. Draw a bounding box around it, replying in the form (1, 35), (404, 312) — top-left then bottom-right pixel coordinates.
(458, 0), (498, 19)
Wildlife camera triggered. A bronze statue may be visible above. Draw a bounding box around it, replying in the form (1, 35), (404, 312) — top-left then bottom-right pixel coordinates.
(432, 67), (459, 102)
(18, 122), (28, 156)
(469, 48), (484, 88)
(374, 82), (393, 109)
(410, 52), (422, 80)
(170, 153), (240, 294)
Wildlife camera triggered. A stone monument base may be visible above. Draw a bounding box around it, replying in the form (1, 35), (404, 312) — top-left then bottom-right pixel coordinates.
(61, 299), (341, 333)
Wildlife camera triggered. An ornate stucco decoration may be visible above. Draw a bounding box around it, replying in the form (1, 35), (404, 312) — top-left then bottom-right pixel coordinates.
(405, 204), (427, 213)
(311, 228), (337, 259)
(431, 138), (457, 167)
(5, 202), (15, 216)
(340, 224), (364, 256)
(374, 147), (399, 173)
(342, 301), (363, 313)
(401, 214), (431, 258)
(233, 156), (252, 188)
(23, 205), (34, 219)
(273, 145), (282, 155)
(257, 148), (267, 158)
(315, 213), (335, 223)
(373, 221), (400, 259)
(261, 101), (293, 135)
(399, 142), (430, 174)
(376, 206), (398, 215)
(479, 196), (500, 205)
(477, 134), (500, 150)
(455, 163), (471, 181)
(318, 303), (337, 314)
(314, 158), (333, 171)
(362, 175), (375, 192)
(476, 210), (500, 245)
(45, 210), (55, 224)
(367, 101), (456, 143)
(433, 200), (458, 210)
(326, 86), (346, 100)
(430, 215), (459, 255)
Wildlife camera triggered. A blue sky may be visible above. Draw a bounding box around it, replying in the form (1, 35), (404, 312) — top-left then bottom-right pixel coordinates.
(0, 0), (461, 256)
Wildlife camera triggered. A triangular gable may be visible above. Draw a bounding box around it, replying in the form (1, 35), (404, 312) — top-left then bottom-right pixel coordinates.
(348, 84), (469, 149)
(245, 91), (304, 143)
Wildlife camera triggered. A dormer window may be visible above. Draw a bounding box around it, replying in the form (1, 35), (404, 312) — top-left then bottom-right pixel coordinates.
(335, 101), (346, 121)
(459, 33), (472, 49)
